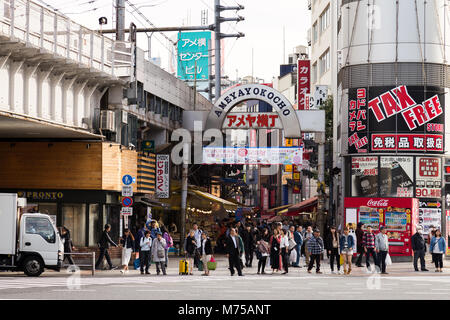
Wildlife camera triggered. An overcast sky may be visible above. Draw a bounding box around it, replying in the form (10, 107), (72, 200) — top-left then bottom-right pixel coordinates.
(45, 0), (310, 82)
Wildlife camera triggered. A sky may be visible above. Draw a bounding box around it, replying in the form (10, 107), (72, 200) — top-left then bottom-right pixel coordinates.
(43, 0), (310, 82)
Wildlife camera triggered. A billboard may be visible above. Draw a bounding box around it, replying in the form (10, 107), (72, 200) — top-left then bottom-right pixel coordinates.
(297, 60), (310, 110)
(177, 31), (211, 81)
(351, 156), (378, 197)
(348, 86), (445, 154)
(379, 156), (414, 197)
(415, 157), (442, 198)
(203, 147), (303, 165)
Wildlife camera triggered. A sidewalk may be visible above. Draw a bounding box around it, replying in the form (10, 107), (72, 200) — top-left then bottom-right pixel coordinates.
(1, 254), (447, 278)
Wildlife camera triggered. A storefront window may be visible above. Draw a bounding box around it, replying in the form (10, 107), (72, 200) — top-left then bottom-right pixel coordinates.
(379, 157), (413, 197)
(62, 204), (86, 247)
(89, 204), (100, 247)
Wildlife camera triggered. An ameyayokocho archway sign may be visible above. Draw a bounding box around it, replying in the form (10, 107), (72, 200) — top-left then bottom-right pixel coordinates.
(205, 84), (302, 138)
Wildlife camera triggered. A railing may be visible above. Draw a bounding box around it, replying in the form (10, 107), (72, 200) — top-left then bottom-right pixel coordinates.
(62, 252), (96, 276)
(0, 0), (132, 78)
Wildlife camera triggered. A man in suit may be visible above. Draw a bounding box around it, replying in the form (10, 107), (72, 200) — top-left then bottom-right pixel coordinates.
(225, 228), (243, 276)
(95, 224), (118, 270)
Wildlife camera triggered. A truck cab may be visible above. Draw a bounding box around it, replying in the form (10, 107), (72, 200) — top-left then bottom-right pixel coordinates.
(18, 213), (64, 276)
(0, 193), (63, 277)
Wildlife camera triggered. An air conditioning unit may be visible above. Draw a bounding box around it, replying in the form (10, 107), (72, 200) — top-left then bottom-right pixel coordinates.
(100, 110), (116, 132)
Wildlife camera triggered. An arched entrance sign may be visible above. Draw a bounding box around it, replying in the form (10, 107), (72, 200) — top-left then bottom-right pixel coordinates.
(205, 84), (302, 138)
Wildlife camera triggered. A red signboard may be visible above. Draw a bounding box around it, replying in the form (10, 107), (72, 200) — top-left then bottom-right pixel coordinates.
(371, 134), (444, 152)
(297, 60), (310, 110)
(344, 197), (415, 209)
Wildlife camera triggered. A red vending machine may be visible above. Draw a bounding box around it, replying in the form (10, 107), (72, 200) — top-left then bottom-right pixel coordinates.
(344, 197), (419, 257)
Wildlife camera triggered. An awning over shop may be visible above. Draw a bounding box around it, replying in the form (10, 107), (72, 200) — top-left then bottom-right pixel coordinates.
(190, 189), (239, 209)
(266, 204), (292, 213)
(287, 196), (318, 216)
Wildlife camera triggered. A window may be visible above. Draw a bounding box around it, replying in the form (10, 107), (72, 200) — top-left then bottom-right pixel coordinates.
(89, 204), (100, 247)
(26, 217), (56, 243)
(62, 204), (86, 247)
(319, 49), (330, 76)
(312, 63), (317, 84)
(312, 22), (318, 43)
(319, 5), (330, 34)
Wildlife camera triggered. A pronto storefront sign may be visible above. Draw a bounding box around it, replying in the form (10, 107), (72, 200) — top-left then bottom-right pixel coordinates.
(202, 147), (303, 165)
(156, 155), (170, 199)
(205, 84), (301, 138)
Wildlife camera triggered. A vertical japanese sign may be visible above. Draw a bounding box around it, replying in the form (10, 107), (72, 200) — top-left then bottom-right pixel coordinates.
(292, 165), (301, 194)
(297, 60), (310, 110)
(348, 88), (368, 153)
(156, 155), (170, 199)
(177, 31), (211, 81)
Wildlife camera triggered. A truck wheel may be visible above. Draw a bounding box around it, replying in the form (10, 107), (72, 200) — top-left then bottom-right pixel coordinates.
(23, 256), (44, 277)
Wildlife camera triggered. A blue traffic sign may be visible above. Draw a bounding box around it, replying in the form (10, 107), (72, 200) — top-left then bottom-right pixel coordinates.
(122, 197), (133, 207)
(122, 175), (133, 185)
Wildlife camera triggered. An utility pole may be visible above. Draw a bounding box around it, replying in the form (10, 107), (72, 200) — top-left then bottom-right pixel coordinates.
(316, 132), (326, 235)
(214, 0), (245, 102)
(116, 0), (125, 41)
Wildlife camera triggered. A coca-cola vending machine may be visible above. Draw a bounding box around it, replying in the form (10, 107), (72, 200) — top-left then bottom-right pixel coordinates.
(344, 197), (419, 257)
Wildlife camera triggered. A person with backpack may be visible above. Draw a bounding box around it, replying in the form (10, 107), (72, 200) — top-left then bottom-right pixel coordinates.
(161, 226), (173, 268)
(307, 229), (325, 274)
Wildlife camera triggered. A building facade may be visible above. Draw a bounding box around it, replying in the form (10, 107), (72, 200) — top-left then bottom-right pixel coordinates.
(335, 0), (450, 251)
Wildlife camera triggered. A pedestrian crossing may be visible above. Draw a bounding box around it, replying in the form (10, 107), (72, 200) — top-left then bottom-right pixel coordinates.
(0, 272), (343, 292)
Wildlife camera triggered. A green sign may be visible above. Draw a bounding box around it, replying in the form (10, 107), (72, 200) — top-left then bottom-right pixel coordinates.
(142, 140), (155, 153)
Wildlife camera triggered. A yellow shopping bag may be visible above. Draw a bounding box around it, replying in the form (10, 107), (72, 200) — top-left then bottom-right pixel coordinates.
(339, 254), (344, 265)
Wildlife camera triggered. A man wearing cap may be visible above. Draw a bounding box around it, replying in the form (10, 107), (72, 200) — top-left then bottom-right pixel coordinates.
(307, 229), (325, 274)
(375, 226), (389, 274)
(411, 226), (429, 272)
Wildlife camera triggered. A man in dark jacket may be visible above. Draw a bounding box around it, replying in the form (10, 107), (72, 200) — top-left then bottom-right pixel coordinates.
(241, 225), (255, 268)
(95, 224), (118, 270)
(411, 226), (429, 272)
(225, 228), (243, 276)
(355, 222), (365, 267)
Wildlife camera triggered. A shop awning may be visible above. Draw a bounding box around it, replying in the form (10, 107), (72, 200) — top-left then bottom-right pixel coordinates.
(266, 204), (292, 213)
(287, 196), (318, 216)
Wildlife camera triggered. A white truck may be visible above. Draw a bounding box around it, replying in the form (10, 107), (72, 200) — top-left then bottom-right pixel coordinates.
(0, 193), (63, 276)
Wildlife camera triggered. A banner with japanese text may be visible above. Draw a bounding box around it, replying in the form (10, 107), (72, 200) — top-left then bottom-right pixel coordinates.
(297, 60), (310, 110)
(177, 31), (211, 81)
(202, 147), (303, 165)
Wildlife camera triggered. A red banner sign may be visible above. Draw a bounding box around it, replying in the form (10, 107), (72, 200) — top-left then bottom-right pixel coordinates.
(297, 60), (310, 110)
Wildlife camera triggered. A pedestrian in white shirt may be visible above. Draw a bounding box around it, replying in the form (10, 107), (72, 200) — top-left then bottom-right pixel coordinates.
(139, 231), (152, 275)
(280, 229), (290, 274)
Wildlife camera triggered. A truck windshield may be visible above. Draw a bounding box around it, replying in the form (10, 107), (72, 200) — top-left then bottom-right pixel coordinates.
(25, 217), (56, 243)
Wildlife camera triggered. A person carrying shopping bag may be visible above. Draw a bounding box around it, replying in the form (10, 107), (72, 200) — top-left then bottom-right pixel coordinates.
(200, 232), (213, 276)
(375, 226), (390, 275)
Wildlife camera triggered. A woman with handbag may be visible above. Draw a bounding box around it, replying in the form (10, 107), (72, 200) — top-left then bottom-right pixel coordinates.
(256, 228), (270, 274)
(151, 232), (167, 275)
(430, 229), (446, 272)
(119, 228), (135, 274)
(200, 232), (213, 276)
(325, 226), (341, 274)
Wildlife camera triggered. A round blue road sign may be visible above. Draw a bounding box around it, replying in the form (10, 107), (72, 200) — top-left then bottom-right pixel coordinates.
(122, 175), (133, 185)
(122, 197), (133, 207)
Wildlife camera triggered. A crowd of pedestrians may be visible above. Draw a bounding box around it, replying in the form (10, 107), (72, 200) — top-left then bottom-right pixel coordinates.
(87, 218), (447, 276)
